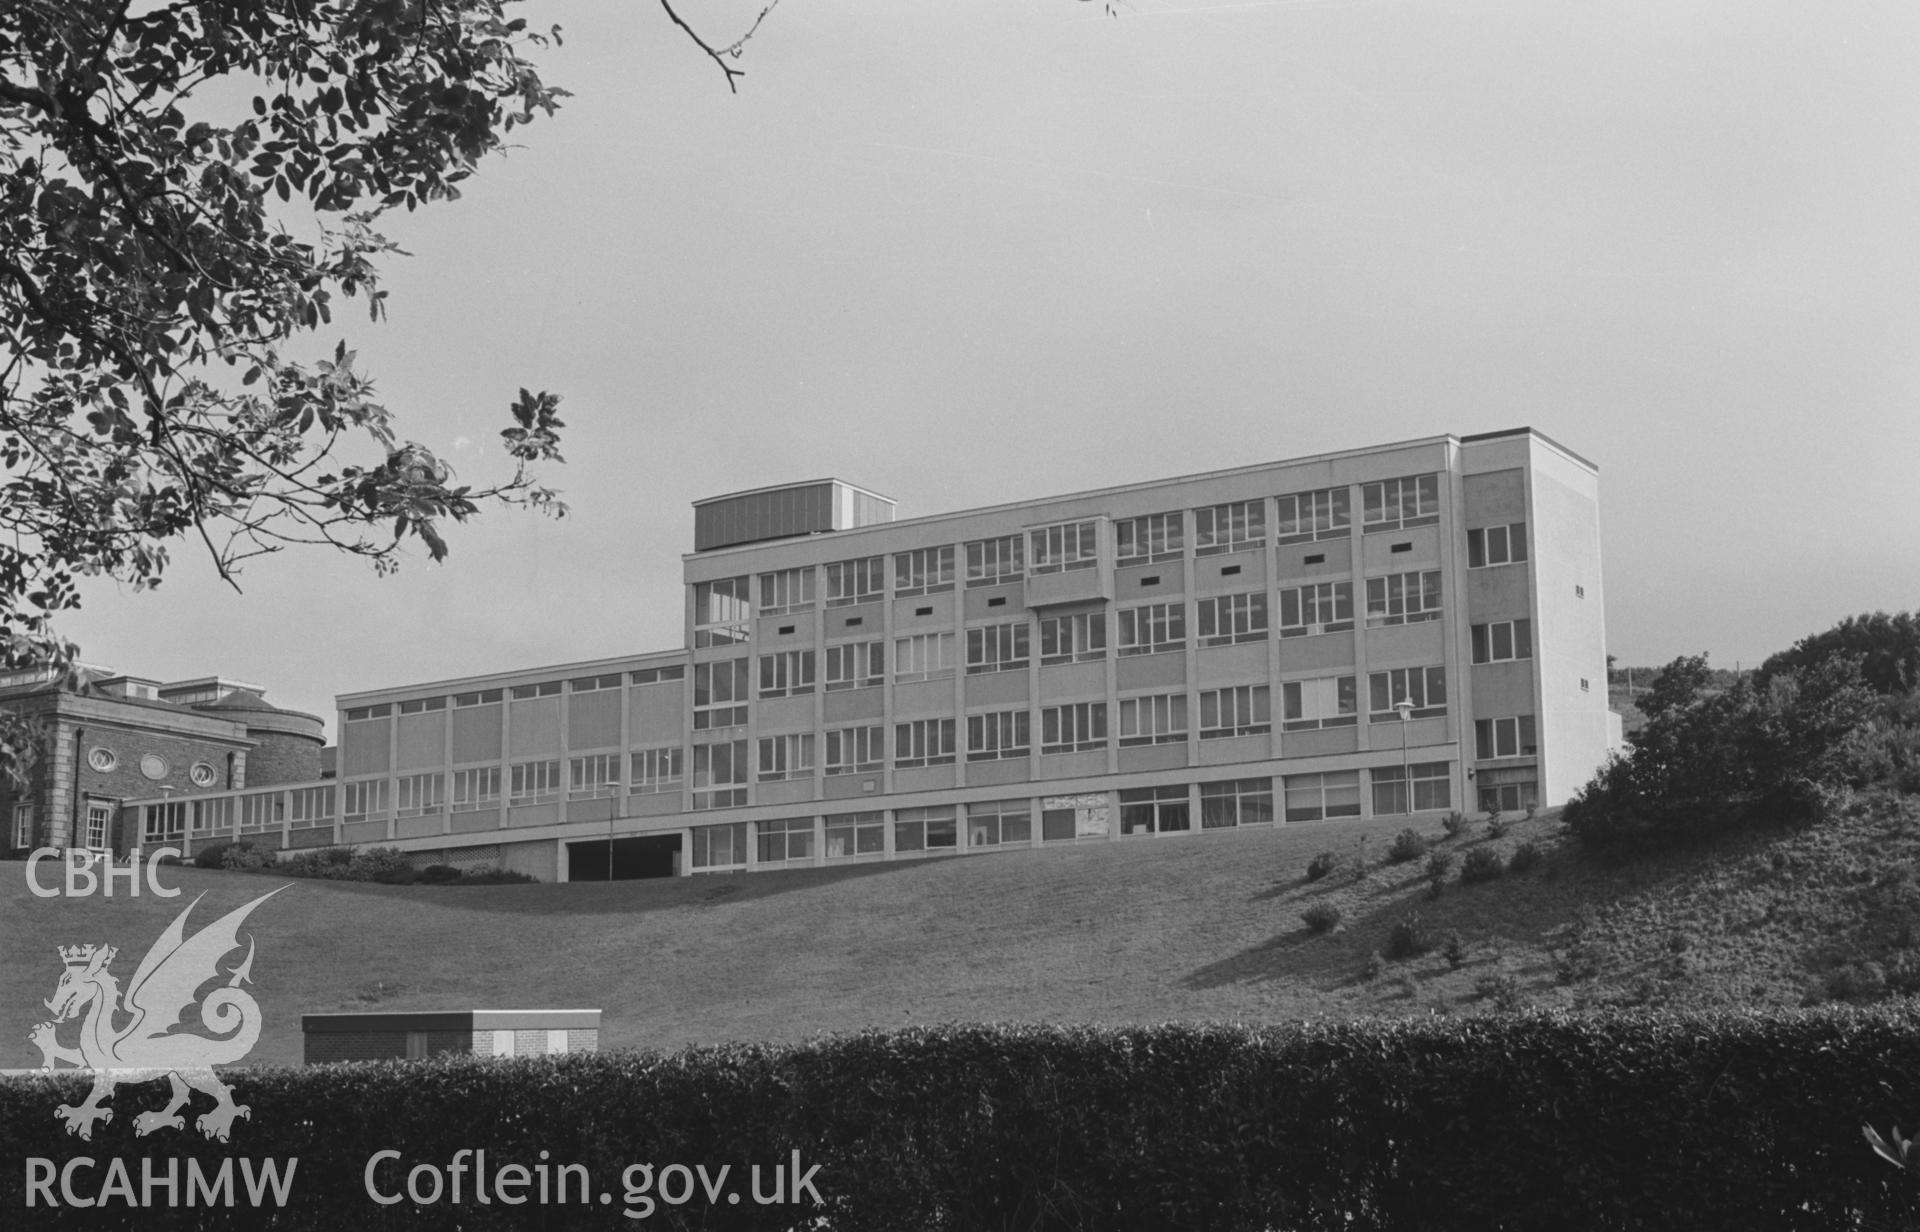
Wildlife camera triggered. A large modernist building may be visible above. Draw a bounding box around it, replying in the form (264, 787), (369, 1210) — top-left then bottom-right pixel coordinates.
(115, 428), (1618, 881)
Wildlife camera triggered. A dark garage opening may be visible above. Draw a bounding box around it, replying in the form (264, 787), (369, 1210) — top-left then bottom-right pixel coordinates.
(568, 834), (680, 881)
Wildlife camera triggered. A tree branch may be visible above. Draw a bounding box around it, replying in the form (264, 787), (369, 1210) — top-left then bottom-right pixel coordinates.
(656, 0), (783, 94)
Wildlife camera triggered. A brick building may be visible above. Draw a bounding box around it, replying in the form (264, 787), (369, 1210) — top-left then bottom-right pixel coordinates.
(1, 668), (326, 853)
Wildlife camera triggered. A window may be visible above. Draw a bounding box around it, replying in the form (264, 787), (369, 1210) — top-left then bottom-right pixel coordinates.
(687, 822), (747, 869)
(894, 806), (958, 853)
(11, 803), (32, 848)
(1277, 486), (1350, 544)
(757, 733), (815, 781)
(238, 792), (282, 832)
(509, 681), (562, 700)
(758, 567), (816, 615)
(1467, 522), (1529, 568)
(824, 725), (885, 776)
(1281, 676), (1357, 731)
(966, 535), (1024, 586)
(84, 800), (112, 849)
(692, 659), (750, 728)
(509, 760), (561, 805)
(343, 705), (388, 722)
(966, 621), (1030, 674)
(1193, 499), (1266, 555)
(343, 778), (390, 818)
(399, 696), (446, 714)
(824, 811), (885, 858)
(630, 747), (684, 794)
(1475, 715), (1539, 760)
(1197, 592), (1268, 646)
(191, 796), (232, 836)
(967, 800), (1032, 847)
(758, 649), (817, 698)
(824, 640), (886, 691)
(1283, 770), (1362, 822)
(825, 556), (884, 607)
(1372, 761), (1452, 815)
(1477, 767), (1539, 814)
(1119, 785), (1189, 835)
(455, 688), (503, 706)
(1039, 611), (1107, 665)
(1117, 602), (1185, 656)
(1278, 582), (1354, 637)
(691, 740), (748, 809)
(570, 673), (622, 693)
(894, 632), (956, 682)
(757, 817), (814, 864)
(692, 576), (751, 646)
(1041, 702), (1108, 754)
(895, 718), (956, 768)
(1470, 619), (1534, 665)
(1200, 778), (1274, 828)
(569, 754), (622, 799)
(967, 709), (1031, 761)
(452, 767), (501, 809)
(894, 546), (955, 596)
(1115, 512), (1183, 564)
(1365, 570), (1443, 626)
(1029, 520), (1099, 573)
(631, 664), (686, 685)
(1368, 666), (1448, 719)
(137, 801), (180, 845)
(1118, 693), (1187, 746)
(1361, 474), (1440, 531)
(396, 772), (445, 815)
(1199, 685), (1271, 739)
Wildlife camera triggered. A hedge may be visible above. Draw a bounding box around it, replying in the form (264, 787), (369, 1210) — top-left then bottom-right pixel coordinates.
(4, 1010), (1920, 1229)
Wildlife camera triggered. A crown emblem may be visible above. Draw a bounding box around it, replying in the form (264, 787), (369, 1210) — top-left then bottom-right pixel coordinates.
(58, 944), (114, 967)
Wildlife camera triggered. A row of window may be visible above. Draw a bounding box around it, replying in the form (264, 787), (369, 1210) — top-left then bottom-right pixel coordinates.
(344, 668), (686, 721)
(693, 476), (1519, 639)
(684, 763), (1464, 868)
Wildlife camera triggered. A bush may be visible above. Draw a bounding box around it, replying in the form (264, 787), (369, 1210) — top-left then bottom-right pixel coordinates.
(1441, 810), (1470, 839)
(1485, 811), (1510, 840)
(220, 841), (276, 872)
(5, 1017), (1920, 1229)
(416, 863), (464, 884)
(1508, 840), (1542, 874)
(1388, 828), (1429, 863)
(455, 865), (536, 885)
(1305, 850), (1339, 882)
(192, 841), (235, 869)
(1474, 973), (1523, 1010)
(1442, 931), (1467, 970)
(1460, 847), (1505, 885)
(1301, 903), (1342, 935)
(1385, 912), (1433, 961)
(1363, 950), (1386, 981)
(1425, 851), (1454, 900)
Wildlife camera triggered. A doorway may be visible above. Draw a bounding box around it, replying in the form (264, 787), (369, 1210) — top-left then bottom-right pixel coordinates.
(567, 834), (680, 881)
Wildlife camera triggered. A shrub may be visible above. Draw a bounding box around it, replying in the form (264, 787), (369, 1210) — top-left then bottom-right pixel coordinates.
(220, 841), (276, 872)
(1442, 931), (1467, 970)
(1301, 903), (1342, 935)
(1474, 973), (1521, 1009)
(192, 841), (235, 869)
(1388, 828), (1429, 863)
(1363, 950), (1385, 981)
(1460, 847), (1505, 885)
(1385, 912), (1433, 961)
(1553, 939), (1607, 985)
(417, 864), (464, 885)
(1508, 840), (1542, 873)
(456, 865), (536, 885)
(1424, 851), (1454, 900)
(1305, 851), (1339, 882)
(1485, 812), (1510, 840)
(1441, 810), (1470, 839)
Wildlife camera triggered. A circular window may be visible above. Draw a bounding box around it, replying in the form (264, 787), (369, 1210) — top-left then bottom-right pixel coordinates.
(139, 754), (169, 781)
(189, 762), (217, 788)
(86, 747), (117, 772)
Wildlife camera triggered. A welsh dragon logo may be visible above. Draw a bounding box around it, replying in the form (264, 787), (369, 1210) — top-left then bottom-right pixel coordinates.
(29, 887), (285, 1143)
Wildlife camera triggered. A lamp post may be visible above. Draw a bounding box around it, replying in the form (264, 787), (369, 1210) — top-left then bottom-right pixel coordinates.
(1393, 699), (1415, 815)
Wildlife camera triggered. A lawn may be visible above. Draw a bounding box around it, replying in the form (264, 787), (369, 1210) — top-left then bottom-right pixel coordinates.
(4, 794), (1911, 1068)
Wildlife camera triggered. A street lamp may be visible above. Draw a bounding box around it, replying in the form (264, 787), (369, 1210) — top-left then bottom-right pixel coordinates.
(1393, 698), (1415, 815)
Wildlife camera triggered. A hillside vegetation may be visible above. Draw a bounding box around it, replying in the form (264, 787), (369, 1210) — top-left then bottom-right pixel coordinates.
(6, 790), (1916, 1069)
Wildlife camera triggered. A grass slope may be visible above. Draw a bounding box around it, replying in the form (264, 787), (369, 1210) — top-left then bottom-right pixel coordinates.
(4, 795), (1914, 1068)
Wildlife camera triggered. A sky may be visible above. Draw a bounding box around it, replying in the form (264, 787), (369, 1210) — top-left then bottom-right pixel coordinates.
(61, 0), (1920, 739)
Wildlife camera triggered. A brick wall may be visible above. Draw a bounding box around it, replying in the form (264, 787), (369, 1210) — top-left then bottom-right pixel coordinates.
(242, 730), (323, 787)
